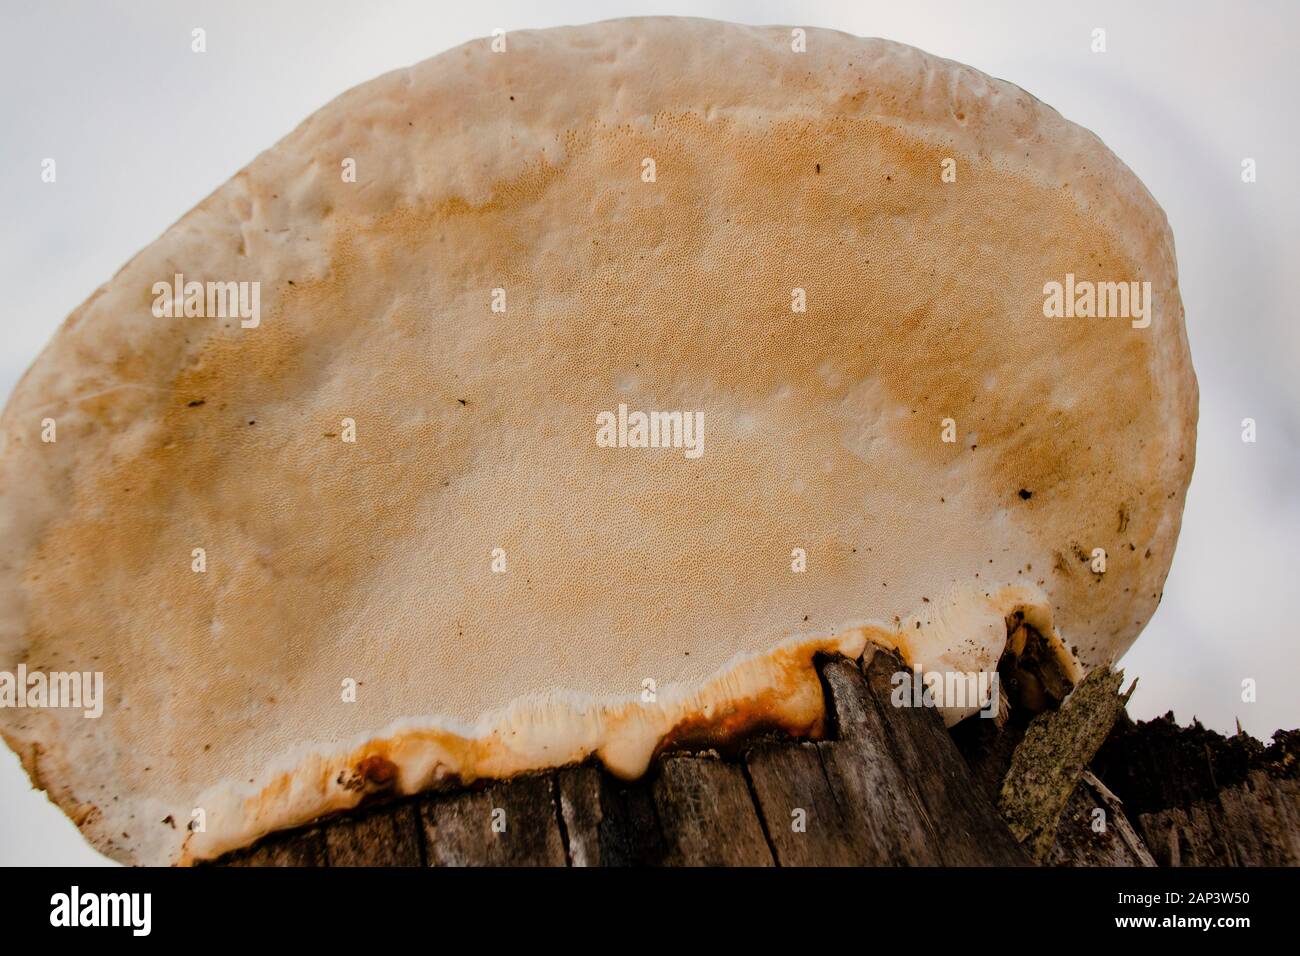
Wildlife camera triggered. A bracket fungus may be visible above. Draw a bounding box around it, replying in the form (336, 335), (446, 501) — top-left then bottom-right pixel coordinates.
(0, 18), (1196, 864)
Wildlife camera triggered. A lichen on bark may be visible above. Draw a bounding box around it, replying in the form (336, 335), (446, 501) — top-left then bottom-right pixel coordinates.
(999, 666), (1133, 861)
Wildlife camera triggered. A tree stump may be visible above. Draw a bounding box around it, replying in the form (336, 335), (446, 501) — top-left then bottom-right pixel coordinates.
(214, 648), (1299, 867)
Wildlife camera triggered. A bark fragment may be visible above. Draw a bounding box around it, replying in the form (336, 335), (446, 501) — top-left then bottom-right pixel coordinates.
(999, 666), (1132, 861)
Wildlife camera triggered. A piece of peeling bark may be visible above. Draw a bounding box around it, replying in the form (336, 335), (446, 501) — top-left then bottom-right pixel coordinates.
(999, 667), (1133, 861)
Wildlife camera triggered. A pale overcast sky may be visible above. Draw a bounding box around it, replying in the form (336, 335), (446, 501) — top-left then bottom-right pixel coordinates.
(1, 0), (1297, 864)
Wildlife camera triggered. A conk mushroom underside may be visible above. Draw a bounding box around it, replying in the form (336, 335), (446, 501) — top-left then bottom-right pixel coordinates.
(0, 18), (1195, 865)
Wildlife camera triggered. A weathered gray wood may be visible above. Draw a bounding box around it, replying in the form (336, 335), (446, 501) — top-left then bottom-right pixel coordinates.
(817, 657), (944, 865)
(556, 765), (666, 866)
(1142, 803), (1235, 866)
(225, 827), (327, 867)
(653, 755), (773, 866)
(1216, 773), (1300, 865)
(1138, 772), (1300, 866)
(1049, 772), (1155, 866)
(744, 740), (865, 866)
(420, 773), (566, 867)
(556, 766), (603, 866)
(862, 651), (1029, 866)
(324, 803), (422, 866)
(821, 652), (885, 745)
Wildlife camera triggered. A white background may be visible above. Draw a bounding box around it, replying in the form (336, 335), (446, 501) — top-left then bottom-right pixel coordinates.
(1, 0), (1297, 865)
